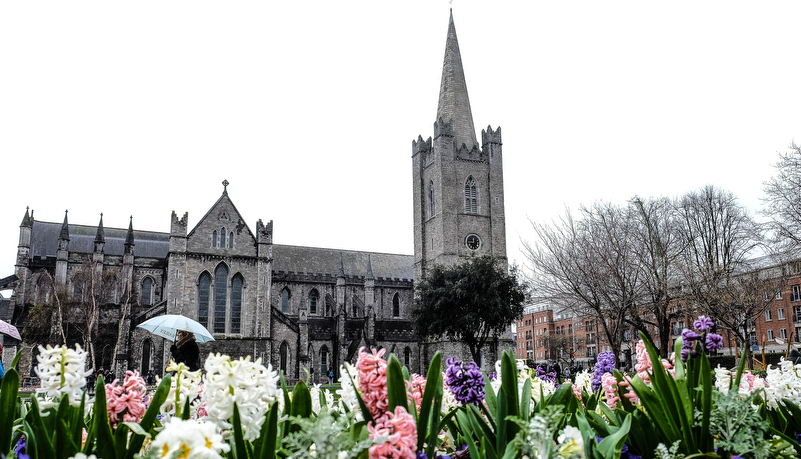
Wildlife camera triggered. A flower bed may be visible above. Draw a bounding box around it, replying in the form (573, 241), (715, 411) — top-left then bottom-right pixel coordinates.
(1, 317), (801, 459)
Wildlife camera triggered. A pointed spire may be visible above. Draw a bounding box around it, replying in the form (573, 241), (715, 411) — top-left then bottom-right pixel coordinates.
(337, 253), (345, 278)
(124, 216), (135, 254)
(59, 210), (70, 241)
(436, 9), (478, 150)
(95, 213), (105, 243)
(21, 207), (31, 227)
(365, 254), (374, 279)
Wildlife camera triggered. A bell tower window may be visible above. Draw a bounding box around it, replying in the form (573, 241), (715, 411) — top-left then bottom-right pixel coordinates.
(464, 176), (478, 214)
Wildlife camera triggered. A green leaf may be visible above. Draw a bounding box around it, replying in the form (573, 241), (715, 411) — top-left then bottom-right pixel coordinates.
(417, 352), (442, 454)
(55, 418), (78, 459)
(499, 350), (519, 439)
(496, 386), (508, 451)
(518, 377), (531, 422)
(596, 413), (631, 458)
(91, 374), (117, 459)
(124, 373), (171, 459)
(121, 422), (151, 438)
(290, 380), (313, 420)
(0, 368), (20, 455)
(386, 354), (409, 413)
(231, 403), (251, 459)
(27, 397), (56, 459)
(732, 347), (748, 391)
(257, 403), (279, 459)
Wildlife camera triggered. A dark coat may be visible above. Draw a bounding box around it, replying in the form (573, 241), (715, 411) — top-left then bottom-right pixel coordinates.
(170, 338), (201, 371)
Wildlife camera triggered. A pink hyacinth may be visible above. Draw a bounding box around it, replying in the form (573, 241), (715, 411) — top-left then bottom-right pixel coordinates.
(105, 370), (147, 428)
(617, 376), (639, 405)
(356, 347), (390, 420)
(634, 340), (653, 384)
(409, 374), (426, 412)
(601, 372), (620, 410)
(368, 406), (418, 459)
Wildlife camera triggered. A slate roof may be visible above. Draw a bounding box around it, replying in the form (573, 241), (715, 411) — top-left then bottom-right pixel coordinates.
(272, 245), (414, 281)
(29, 221), (170, 259)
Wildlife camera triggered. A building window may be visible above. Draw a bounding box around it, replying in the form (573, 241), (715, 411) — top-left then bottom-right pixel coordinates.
(393, 293), (400, 317)
(320, 346), (329, 376)
(793, 285), (801, 302)
(141, 277), (154, 306)
(229, 232), (234, 248)
(280, 342), (289, 376)
(281, 288), (290, 313)
(231, 275), (243, 334)
(214, 264), (228, 333)
(464, 175), (478, 214)
(404, 347), (411, 367)
(428, 180), (435, 218)
(309, 289), (319, 314)
(781, 328), (788, 339)
(198, 272), (211, 328)
(212, 230), (217, 247)
(777, 290), (784, 300)
(141, 339), (152, 374)
(767, 329), (775, 341)
(779, 308), (785, 320)
(766, 309), (772, 321)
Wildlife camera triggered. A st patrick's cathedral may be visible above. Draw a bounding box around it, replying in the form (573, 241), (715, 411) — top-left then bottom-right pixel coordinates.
(4, 11), (510, 383)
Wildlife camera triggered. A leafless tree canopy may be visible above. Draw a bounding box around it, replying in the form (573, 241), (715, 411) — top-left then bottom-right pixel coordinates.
(763, 142), (801, 253)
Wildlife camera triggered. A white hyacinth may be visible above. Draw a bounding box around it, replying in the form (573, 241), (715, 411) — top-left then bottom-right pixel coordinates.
(35, 344), (92, 411)
(149, 417), (230, 459)
(201, 353), (279, 441)
(763, 359), (801, 409)
(310, 383), (335, 413)
(713, 365), (733, 393)
(573, 369), (594, 395)
(335, 362), (361, 417)
(158, 360), (203, 418)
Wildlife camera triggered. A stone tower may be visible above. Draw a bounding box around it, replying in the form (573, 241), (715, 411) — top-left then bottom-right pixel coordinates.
(412, 10), (507, 282)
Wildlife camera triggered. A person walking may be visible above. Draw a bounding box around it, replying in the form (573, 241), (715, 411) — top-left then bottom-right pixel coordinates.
(169, 329), (201, 371)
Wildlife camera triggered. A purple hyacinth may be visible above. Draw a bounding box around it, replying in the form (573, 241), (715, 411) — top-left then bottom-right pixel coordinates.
(417, 452), (428, 459)
(591, 351), (616, 392)
(445, 357), (486, 406)
(487, 371), (498, 381)
(14, 435), (30, 459)
(680, 316), (724, 362)
(693, 316), (715, 333)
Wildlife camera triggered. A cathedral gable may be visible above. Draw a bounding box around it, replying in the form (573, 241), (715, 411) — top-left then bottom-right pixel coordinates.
(186, 193), (257, 257)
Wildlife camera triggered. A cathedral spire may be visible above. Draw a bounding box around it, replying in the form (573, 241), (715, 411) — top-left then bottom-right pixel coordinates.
(59, 210), (70, 241)
(337, 253), (345, 278)
(124, 216), (135, 254)
(21, 207), (31, 227)
(365, 254), (374, 279)
(95, 213), (105, 243)
(436, 9), (478, 150)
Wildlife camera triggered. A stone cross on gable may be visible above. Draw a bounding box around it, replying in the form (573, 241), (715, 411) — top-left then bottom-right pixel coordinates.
(222, 179), (229, 194)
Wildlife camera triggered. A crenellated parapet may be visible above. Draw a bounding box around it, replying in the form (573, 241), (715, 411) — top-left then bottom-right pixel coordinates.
(256, 219), (273, 244)
(412, 135), (432, 156)
(433, 117), (453, 140)
(170, 211), (188, 236)
(481, 125), (502, 146)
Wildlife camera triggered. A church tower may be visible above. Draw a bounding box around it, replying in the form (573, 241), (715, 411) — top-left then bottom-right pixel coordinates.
(412, 10), (507, 282)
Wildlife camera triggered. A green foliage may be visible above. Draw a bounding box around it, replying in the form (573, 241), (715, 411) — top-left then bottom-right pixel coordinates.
(412, 256), (528, 362)
(283, 410), (372, 459)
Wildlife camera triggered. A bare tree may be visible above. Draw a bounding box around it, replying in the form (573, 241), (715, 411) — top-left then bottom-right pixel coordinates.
(675, 185), (782, 367)
(763, 142), (801, 253)
(66, 261), (119, 370)
(629, 196), (685, 357)
(524, 202), (643, 368)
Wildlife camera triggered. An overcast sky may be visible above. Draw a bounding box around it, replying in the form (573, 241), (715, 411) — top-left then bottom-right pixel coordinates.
(2, 1), (800, 293)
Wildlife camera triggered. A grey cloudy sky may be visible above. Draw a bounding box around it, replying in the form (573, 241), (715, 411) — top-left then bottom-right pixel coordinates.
(2, 1), (800, 292)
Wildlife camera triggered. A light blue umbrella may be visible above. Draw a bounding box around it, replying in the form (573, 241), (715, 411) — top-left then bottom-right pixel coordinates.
(137, 314), (215, 343)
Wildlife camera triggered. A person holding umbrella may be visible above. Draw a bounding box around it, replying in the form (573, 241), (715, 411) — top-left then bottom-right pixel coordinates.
(169, 329), (201, 371)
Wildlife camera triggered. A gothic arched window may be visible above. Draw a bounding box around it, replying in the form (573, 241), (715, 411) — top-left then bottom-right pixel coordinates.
(281, 288), (290, 313)
(220, 228), (226, 248)
(229, 232), (234, 248)
(464, 175), (478, 214)
(404, 347), (411, 367)
(141, 339), (153, 374)
(280, 341), (289, 376)
(141, 277), (154, 305)
(214, 264), (228, 333)
(231, 274), (243, 334)
(320, 346), (329, 376)
(392, 293), (400, 318)
(428, 180), (435, 218)
(309, 289), (319, 315)
(212, 230), (217, 247)
(198, 272), (211, 328)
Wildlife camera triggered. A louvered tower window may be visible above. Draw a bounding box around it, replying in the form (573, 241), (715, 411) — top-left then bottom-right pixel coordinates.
(464, 176), (478, 214)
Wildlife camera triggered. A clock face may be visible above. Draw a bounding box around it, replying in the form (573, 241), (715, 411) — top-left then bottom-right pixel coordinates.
(466, 234), (481, 251)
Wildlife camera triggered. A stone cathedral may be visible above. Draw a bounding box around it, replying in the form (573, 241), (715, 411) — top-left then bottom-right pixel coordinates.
(5, 11), (509, 383)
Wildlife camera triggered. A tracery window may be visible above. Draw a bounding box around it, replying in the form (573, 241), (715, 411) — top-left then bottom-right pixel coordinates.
(141, 277), (154, 305)
(214, 264), (228, 333)
(281, 288), (290, 313)
(309, 289), (319, 314)
(231, 275), (243, 334)
(464, 175), (478, 214)
(198, 272), (211, 328)
(392, 293), (400, 317)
